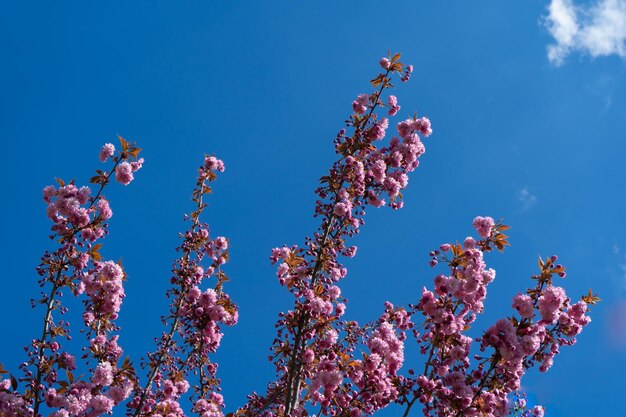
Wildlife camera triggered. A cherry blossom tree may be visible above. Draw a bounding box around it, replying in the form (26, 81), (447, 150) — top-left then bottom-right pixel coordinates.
(0, 53), (598, 417)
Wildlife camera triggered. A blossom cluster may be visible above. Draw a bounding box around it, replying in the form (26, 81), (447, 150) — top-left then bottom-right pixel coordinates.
(400, 221), (500, 416)
(0, 138), (143, 417)
(128, 155), (238, 417)
(335, 303), (412, 416)
(1, 144), (240, 417)
(237, 53), (432, 417)
(510, 392), (545, 417)
(396, 218), (595, 417)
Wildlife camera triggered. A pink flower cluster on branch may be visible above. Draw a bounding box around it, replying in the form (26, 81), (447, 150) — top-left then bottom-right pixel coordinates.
(236, 52), (432, 417)
(396, 218), (596, 417)
(0, 138), (142, 417)
(127, 155), (237, 417)
(0, 141), (239, 417)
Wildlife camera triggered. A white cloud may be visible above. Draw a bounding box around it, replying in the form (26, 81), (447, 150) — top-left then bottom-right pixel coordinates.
(518, 187), (537, 211)
(546, 0), (580, 64)
(545, 0), (626, 65)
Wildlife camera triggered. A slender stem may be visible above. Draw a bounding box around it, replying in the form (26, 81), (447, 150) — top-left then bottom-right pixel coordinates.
(32, 279), (60, 417)
(453, 353), (500, 417)
(90, 159), (121, 209)
(399, 334), (437, 417)
(401, 396), (418, 417)
(199, 336), (207, 398)
(132, 295), (186, 417)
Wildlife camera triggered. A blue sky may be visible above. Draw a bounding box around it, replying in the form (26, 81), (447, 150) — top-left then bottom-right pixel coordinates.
(1, 1), (626, 416)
